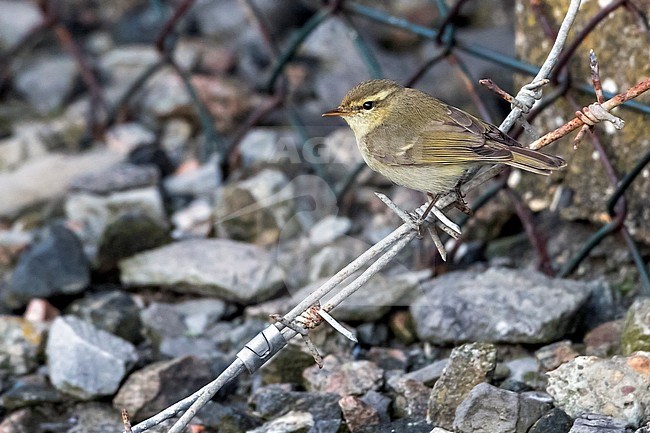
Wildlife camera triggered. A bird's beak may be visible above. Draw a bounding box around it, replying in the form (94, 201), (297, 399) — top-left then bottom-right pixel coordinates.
(322, 107), (351, 117)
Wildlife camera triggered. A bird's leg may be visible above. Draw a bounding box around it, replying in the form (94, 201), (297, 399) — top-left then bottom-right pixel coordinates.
(420, 193), (441, 222)
(453, 184), (473, 216)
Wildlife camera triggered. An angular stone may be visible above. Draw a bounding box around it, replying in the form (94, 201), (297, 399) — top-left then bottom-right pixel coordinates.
(403, 358), (448, 386)
(13, 55), (78, 114)
(528, 408), (573, 433)
(585, 320), (623, 357)
(7, 223), (89, 308)
(96, 213), (171, 271)
(66, 290), (143, 343)
(119, 239), (284, 304)
(387, 376), (430, 420)
(195, 401), (261, 433)
(453, 383), (519, 433)
(46, 315), (138, 400)
(411, 268), (594, 343)
(0, 1), (41, 49)
(453, 384), (552, 433)
(215, 169), (299, 244)
(250, 384), (341, 433)
(0, 316), (46, 376)
(0, 374), (66, 410)
(621, 298), (650, 355)
(547, 353), (650, 427)
(68, 163), (159, 194)
(356, 418), (432, 433)
(303, 355), (383, 397)
(339, 395), (380, 433)
(568, 414), (630, 433)
(427, 342), (496, 429)
(0, 150), (121, 219)
(247, 410), (314, 433)
(535, 340), (579, 371)
(113, 356), (213, 422)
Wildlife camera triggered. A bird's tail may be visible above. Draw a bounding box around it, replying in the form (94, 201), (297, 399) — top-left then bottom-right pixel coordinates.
(507, 147), (566, 175)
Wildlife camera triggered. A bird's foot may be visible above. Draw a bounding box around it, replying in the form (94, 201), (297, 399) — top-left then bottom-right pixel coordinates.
(453, 186), (473, 216)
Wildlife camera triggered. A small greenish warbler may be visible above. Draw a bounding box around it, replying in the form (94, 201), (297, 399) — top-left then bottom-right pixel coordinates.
(323, 79), (565, 214)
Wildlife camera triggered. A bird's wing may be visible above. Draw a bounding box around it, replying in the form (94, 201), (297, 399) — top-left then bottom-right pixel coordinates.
(367, 104), (518, 166)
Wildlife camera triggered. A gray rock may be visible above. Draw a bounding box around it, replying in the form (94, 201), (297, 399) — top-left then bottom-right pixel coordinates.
(163, 156), (222, 200)
(621, 298), (650, 355)
(0, 132), (47, 171)
(46, 315), (138, 400)
(535, 340), (579, 371)
(0, 316), (46, 376)
(113, 356), (214, 422)
(140, 302), (187, 343)
(96, 213), (171, 271)
(361, 390), (391, 424)
(547, 353), (650, 427)
(0, 374), (66, 410)
(13, 55), (78, 114)
(67, 290), (143, 343)
(120, 238), (284, 304)
(215, 169), (299, 243)
(453, 383), (519, 433)
(139, 70), (191, 119)
(196, 401), (261, 433)
(303, 355), (383, 397)
(0, 1), (41, 49)
(411, 268), (594, 343)
(427, 342), (496, 429)
(250, 384), (341, 433)
(65, 163), (167, 260)
(403, 358), (448, 386)
(453, 383), (552, 433)
(171, 199), (213, 239)
(7, 223), (89, 308)
(69, 162), (159, 194)
(585, 320), (623, 357)
(568, 414), (631, 433)
(529, 408), (573, 433)
(247, 410), (314, 433)
(292, 270), (421, 323)
(339, 395), (380, 433)
(238, 128), (301, 169)
(66, 402), (125, 433)
(172, 298), (227, 335)
(0, 150), (121, 219)
(386, 376), (430, 420)
(356, 419), (432, 433)
(140, 301), (226, 359)
(504, 356), (541, 383)
(104, 123), (156, 155)
(99, 45), (159, 91)
(308, 216), (352, 246)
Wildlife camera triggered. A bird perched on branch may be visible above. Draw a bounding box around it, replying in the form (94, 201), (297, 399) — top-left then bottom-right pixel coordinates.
(323, 79), (566, 218)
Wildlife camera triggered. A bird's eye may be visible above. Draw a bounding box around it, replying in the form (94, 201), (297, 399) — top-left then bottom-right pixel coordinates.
(362, 101), (374, 110)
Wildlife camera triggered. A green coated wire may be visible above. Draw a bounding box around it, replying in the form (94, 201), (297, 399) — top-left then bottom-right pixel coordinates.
(266, 8), (332, 92)
(557, 222), (619, 278)
(340, 14), (383, 79)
